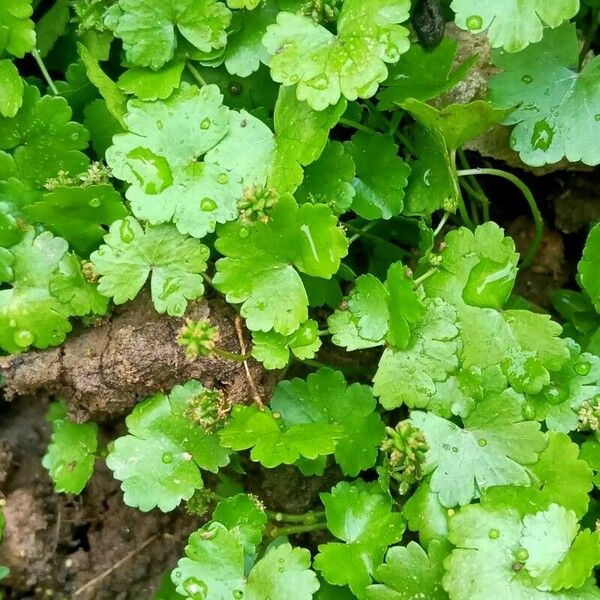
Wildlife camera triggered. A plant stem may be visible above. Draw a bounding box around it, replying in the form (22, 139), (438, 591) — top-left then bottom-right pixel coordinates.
(458, 149), (491, 221)
(339, 118), (377, 135)
(450, 152), (474, 229)
(433, 212), (450, 237)
(269, 522), (328, 538)
(345, 223), (410, 255)
(457, 168), (543, 268)
(266, 510), (326, 524)
(348, 221), (377, 244)
(32, 49), (58, 95)
(413, 268), (438, 288)
(187, 62), (207, 87)
(579, 9), (600, 70)
(213, 347), (251, 363)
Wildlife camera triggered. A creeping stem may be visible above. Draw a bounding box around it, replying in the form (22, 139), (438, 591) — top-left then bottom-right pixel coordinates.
(457, 168), (543, 269)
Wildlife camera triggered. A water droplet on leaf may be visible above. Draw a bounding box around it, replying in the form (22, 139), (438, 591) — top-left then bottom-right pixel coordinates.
(488, 528), (500, 539)
(574, 361), (591, 376)
(127, 147), (173, 195)
(233, 591), (243, 599)
(478, 438), (487, 447)
(200, 197), (217, 211)
(161, 452), (173, 464)
(201, 118), (211, 130)
(183, 578), (208, 600)
(238, 227), (249, 238)
(595, 114), (600, 122)
(514, 548), (529, 562)
(531, 120), (554, 152)
(88, 197), (101, 208)
(14, 329), (34, 348)
(521, 75), (533, 84)
(466, 14), (483, 30)
(119, 220), (135, 243)
(217, 173), (229, 184)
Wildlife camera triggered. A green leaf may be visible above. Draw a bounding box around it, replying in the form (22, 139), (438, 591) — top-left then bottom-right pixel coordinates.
(26, 184), (128, 256)
(490, 24), (600, 167)
(0, 84), (89, 188)
(49, 253), (109, 317)
(373, 297), (460, 409)
(0, 0), (36, 57)
(444, 503), (600, 600)
(424, 224), (569, 391)
(365, 540), (449, 600)
(270, 368), (386, 476)
(528, 339), (600, 433)
(107, 84), (246, 238)
(346, 132), (410, 220)
(78, 43), (127, 126)
(451, 0), (579, 52)
(296, 141), (356, 215)
(224, 0), (277, 77)
(212, 494), (267, 556)
(314, 481), (405, 597)
(579, 222), (600, 312)
(219, 404), (341, 467)
(520, 504), (600, 592)
(411, 389), (547, 507)
(91, 216), (209, 316)
(106, 381), (230, 512)
(263, 0), (411, 110)
(172, 524), (319, 600)
(404, 124), (457, 217)
(0, 177), (41, 247)
(106, 0), (232, 69)
(329, 264), (423, 351)
(0, 229), (72, 353)
(251, 319), (321, 369)
(214, 194), (347, 334)
(378, 37), (476, 108)
(117, 61), (185, 101)
(269, 86), (346, 194)
(401, 98), (508, 151)
(0, 60), (24, 118)
(42, 402), (98, 494)
(484, 432), (594, 519)
(403, 481), (449, 547)
(35, 0), (70, 57)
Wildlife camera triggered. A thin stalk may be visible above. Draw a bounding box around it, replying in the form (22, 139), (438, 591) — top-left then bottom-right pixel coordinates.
(457, 168), (543, 268)
(345, 223), (410, 255)
(213, 347), (251, 363)
(458, 149), (491, 221)
(339, 118), (377, 135)
(348, 221), (378, 244)
(32, 49), (58, 95)
(450, 151), (474, 229)
(579, 9), (600, 70)
(269, 522), (328, 538)
(413, 268), (437, 288)
(433, 212), (450, 237)
(187, 62), (208, 87)
(266, 510), (326, 524)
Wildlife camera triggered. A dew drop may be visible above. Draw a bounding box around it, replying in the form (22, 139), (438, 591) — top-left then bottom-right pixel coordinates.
(217, 173), (229, 184)
(13, 329), (34, 348)
(451, 446), (459, 453)
(521, 74), (533, 84)
(233, 591), (243, 599)
(201, 118), (211, 130)
(238, 227), (249, 238)
(119, 220), (135, 243)
(488, 528), (500, 539)
(515, 548), (529, 562)
(574, 361), (591, 376)
(478, 438), (487, 447)
(183, 578), (208, 600)
(157, 120), (164, 130)
(272, 411), (281, 420)
(595, 114), (600, 122)
(447, 508), (455, 517)
(228, 82), (243, 96)
(522, 403), (536, 420)
(88, 197), (101, 208)
(200, 197), (217, 211)
(162, 452), (174, 464)
(466, 14), (483, 30)
(70, 132), (80, 141)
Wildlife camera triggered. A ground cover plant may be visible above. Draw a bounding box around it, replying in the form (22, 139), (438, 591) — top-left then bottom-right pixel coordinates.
(3, 0), (600, 597)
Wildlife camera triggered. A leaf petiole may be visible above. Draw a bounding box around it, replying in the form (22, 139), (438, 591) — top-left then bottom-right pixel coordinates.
(32, 49), (58, 95)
